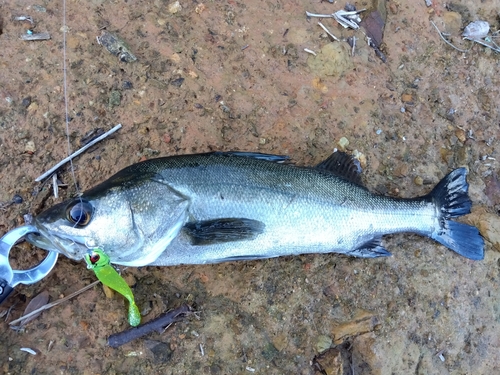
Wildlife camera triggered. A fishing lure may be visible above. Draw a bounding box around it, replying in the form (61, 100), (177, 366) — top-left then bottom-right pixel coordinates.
(84, 248), (141, 327)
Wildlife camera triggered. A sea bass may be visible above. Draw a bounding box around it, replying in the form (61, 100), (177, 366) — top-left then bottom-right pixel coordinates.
(27, 151), (484, 265)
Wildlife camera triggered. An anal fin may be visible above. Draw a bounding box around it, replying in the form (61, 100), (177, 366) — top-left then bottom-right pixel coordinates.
(183, 218), (265, 246)
(348, 237), (392, 258)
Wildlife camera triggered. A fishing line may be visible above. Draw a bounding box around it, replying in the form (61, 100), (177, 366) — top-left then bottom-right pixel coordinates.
(61, 0), (86, 231)
(62, 0), (81, 199)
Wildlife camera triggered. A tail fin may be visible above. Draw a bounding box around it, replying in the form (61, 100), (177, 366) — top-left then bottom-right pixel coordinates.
(428, 168), (484, 260)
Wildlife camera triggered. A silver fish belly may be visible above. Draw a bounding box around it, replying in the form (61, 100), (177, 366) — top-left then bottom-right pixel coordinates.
(27, 151), (484, 265)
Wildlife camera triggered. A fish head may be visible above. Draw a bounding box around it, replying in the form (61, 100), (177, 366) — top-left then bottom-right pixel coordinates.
(27, 189), (141, 263)
(27, 173), (190, 266)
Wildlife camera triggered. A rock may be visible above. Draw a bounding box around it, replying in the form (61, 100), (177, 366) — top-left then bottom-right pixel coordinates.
(401, 93), (413, 103)
(337, 137), (349, 150)
(331, 309), (379, 345)
(313, 348), (343, 375)
(168, 1), (182, 14)
(102, 284), (114, 299)
(467, 209), (500, 251)
(21, 97), (31, 108)
(315, 335), (333, 353)
(307, 43), (353, 77)
(442, 12), (462, 35)
(144, 340), (173, 363)
(393, 164), (409, 177)
(414, 175), (423, 186)
(109, 90), (121, 107)
(24, 140), (36, 154)
(455, 128), (466, 143)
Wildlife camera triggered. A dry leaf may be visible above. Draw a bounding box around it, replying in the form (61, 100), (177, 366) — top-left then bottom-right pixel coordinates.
(20, 290), (50, 326)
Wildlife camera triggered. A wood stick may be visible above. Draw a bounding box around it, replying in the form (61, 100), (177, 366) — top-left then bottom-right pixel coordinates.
(35, 124), (122, 182)
(107, 304), (192, 348)
(9, 280), (101, 326)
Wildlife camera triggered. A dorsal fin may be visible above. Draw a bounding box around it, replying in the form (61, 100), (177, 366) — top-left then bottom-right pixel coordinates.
(315, 151), (363, 185)
(212, 151), (289, 163)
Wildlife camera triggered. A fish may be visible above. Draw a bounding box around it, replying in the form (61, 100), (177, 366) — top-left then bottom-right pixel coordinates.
(26, 151), (485, 266)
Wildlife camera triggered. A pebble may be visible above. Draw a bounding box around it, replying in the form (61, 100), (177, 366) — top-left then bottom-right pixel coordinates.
(337, 137), (349, 150)
(24, 140), (36, 154)
(414, 176), (423, 186)
(401, 93), (413, 103)
(21, 97), (32, 107)
(442, 12), (462, 35)
(389, 2), (398, 14)
(331, 309), (379, 345)
(313, 348), (344, 375)
(168, 1), (182, 14)
(315, 335), (333, 353)
(109, 90), (121, 107)
(12, 194), (23, 204)
(27, 102), (38, 111)
(455, 128), (466, 143)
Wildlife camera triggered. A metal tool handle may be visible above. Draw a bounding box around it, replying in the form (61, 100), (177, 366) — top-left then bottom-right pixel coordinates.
(0, 225), (59, 305)
(0, 277), (14, 305)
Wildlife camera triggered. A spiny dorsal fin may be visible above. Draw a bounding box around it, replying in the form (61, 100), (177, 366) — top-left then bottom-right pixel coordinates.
(315, 151), (363, 186)
(212, 151), (289, 163)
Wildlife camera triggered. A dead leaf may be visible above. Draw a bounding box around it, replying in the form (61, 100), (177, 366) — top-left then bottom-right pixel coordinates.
(20, 290), (49, 326)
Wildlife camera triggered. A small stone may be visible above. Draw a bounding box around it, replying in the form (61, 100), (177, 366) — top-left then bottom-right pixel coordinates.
(25, 141), (36, 154)
(389, 2), (398, 14)
(331, 309), (379, 345)
(467, 209), (500, 252)
(442, 12), (462, 35)
(259, 138), (266, 145)
(12, 194), (23, 204)
(27, 102), (38, 111)
(455, 128), (466, 143)
(109, 90), (121, 107)
(337, 137), (349, 150)
(414, 176), (423, 185)
(315, 335), (333, 353)
(21, 97), (31, 108)
(170, 77), (184, 87)
(102, 284), (114, 299)
(353, 150), (367, 169)
(168, 1), (182, 14)
(394, 164), (409, 177)
(195, 3), (206, 14)
(122, 81), (133, 90)
(401, 93), (413, 103)
(313, 347), (346, 375)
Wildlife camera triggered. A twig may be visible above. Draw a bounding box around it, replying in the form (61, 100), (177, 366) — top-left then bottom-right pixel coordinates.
(318, 22), (340, 41)
(304, 48), (317, 56)
(35, 124), (122, 182)
(464, 37), (500, 53)
(9, 280), (100, 326)
(21, 32), (51, 41)
(107, 304), (192, 348)
(430, 21), (469, 53)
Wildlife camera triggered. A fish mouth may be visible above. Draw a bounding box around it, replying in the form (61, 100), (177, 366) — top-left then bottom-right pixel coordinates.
(26, 226), (88, 261)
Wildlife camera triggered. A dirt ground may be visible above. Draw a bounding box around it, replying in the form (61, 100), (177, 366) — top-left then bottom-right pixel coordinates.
(1, 0), (499, 374)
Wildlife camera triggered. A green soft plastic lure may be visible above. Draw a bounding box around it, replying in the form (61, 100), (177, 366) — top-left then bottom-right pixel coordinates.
(84, 248), (141, 327)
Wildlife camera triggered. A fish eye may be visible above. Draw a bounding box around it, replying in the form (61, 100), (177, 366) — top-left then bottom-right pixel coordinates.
(66, 200), (93, 227)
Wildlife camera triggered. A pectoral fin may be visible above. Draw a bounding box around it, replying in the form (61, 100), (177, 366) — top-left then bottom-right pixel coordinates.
(183, 218), (265, 245)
